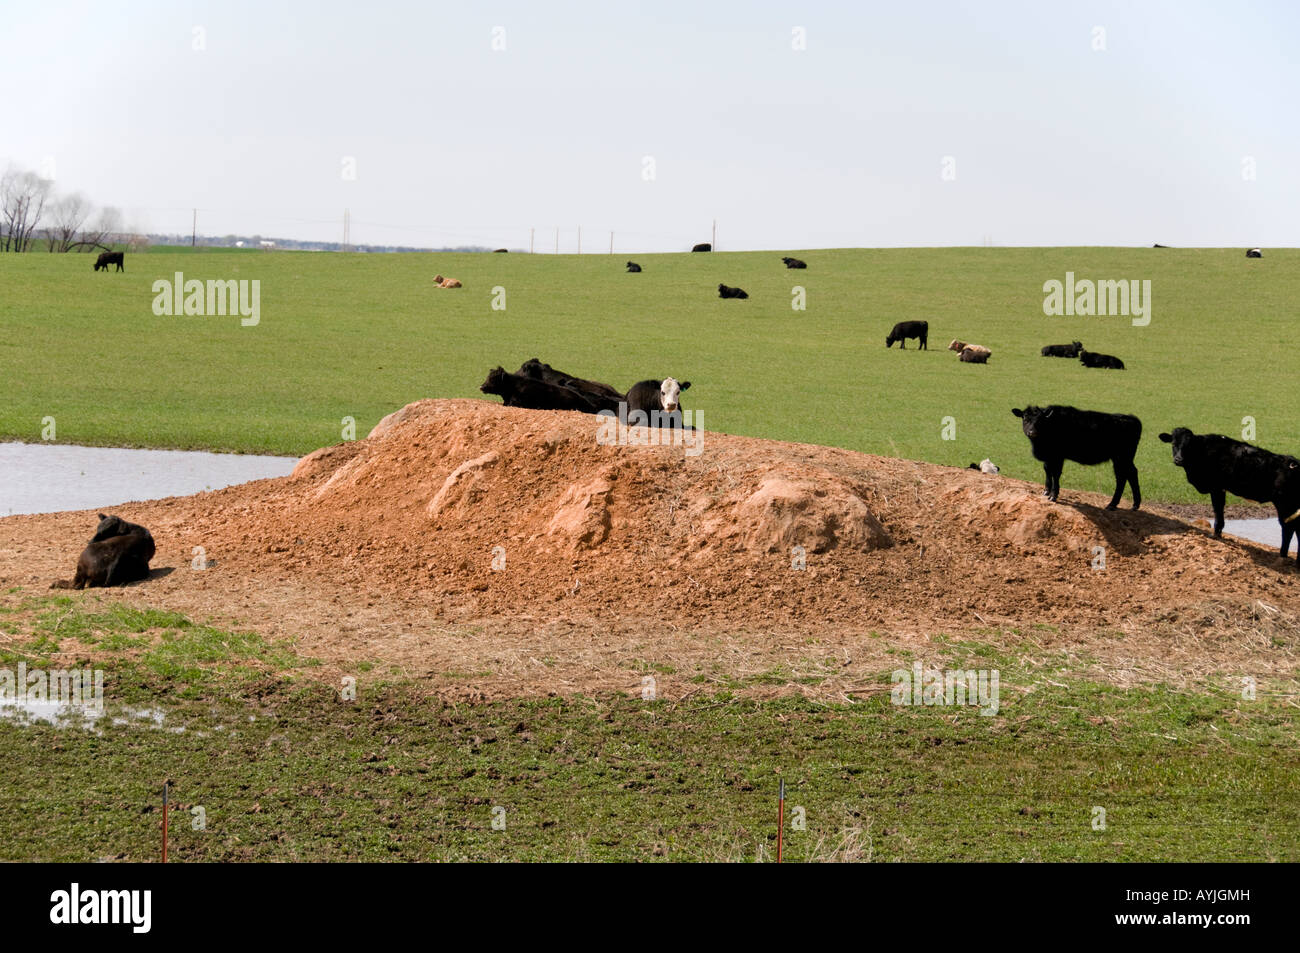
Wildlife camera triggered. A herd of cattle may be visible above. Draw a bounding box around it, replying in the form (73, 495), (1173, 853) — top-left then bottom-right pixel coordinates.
(885, 321), (1127, 369)
(51, 244), (1297, 589)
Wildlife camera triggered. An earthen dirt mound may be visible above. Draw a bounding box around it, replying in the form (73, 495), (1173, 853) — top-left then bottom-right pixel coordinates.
(2, 399), (1296, 699)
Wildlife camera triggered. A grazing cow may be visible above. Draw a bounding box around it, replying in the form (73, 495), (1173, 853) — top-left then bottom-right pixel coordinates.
(480, 367), (619, 414)
(50, 514), (155, 590)
(624, 377), (692, 427)
(1247, 248), (1263, 258)
(1159, 428), (1300, 562)
(718, 283), (748, 299)
(515, 358), (624, 401)
(968, 459), (1000, 474)
(781, 256), (807, 269)
(93, 251), (124, 272)
(626, 261), (642, 273)
(1079, 349), (1125, 370)
(1011, 405), (1142, 509)
(959, 345), (991, 363)
(885, 320), (928, 350)
(433, 275), (463, 288)
(691, 243), (712, 252)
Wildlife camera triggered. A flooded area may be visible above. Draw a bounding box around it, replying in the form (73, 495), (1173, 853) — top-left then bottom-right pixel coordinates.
(0, 441), (297, 516)
(1223, 518), (1287, 551)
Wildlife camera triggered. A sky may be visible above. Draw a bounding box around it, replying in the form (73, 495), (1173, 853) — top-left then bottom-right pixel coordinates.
(3, 0), (1297, 251)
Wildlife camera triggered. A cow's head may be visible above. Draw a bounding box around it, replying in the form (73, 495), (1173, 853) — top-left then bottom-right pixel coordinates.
(660, 378), (689, 413)
(434, 275), (444, 283)
(1157, 428), (1195, 467)
(480, 367), (508, 395)
(948, 340), (966, 352)
(1011, 405), (1051, 439)
(90, 513), (132, 542)
(1072, 341), (1083, 349)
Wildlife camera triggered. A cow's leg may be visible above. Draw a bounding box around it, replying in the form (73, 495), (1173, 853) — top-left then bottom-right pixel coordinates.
(1210, 489), (1226, 537)
(1105, 459), (1128, 509)
(1045, 461), (1063, 502)
(1126, 461), (1140, 510)
(1277, 505), (1297, 562)
(920, 336), (927, 350)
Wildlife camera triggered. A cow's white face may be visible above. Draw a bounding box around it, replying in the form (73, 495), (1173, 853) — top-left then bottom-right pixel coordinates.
(660, 378), (682, 413)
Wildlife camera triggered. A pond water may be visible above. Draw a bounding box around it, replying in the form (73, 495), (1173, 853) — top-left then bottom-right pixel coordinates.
(0, 441), (297, 516)
(1223, 518), (1287, 551)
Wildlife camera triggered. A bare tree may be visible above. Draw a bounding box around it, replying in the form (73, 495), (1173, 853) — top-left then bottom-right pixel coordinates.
(1, 166), (53, 252)
(78, 205), (123, 251)
(44, 192), (94, 252)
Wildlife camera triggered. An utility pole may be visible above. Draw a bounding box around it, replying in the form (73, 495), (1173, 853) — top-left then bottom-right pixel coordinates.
(191, 209), (197, 247)
(342, 209), (350, 251)
(609, 231), (613, 254)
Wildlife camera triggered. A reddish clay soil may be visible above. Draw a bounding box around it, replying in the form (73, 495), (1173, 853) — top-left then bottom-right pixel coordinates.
(1, 399), (1295, 699)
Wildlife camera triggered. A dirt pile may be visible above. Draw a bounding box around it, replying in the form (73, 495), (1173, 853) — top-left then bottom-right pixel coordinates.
(3, 398), (1297, 698)
(76, 399), (1295, 629)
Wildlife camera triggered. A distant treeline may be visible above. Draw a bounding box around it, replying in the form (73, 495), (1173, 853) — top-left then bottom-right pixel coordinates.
(149, 234), (500, 254)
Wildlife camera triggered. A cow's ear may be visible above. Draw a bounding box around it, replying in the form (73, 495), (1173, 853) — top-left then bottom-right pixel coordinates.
(98, 513), (107, 520)
(1011, 408), (1023, 417)
(679, 381), (691, 390)
(1158, 433), (1173, 443)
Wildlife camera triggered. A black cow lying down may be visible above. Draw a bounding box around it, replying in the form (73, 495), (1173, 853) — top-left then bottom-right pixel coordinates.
(781, 256), (807, 269)
(93, 251), (124, 272)
(481, 367), (620, 414)
(626, 261), (642, 272)
(1012, 405), (1142, 509)
(515, 358), (623, 400)
(1159, 427), (1300, 562)
(691, 243), (711, 252)
(718, 283), (748, 299)
(1079, 349), (1124, 370)
(1041, 341), (1083, 358)
(51, 514), (155, 589)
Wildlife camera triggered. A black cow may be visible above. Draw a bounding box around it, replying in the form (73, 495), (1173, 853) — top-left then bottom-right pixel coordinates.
(626, 261), (642, 273)
(93, 251), (124, 272)
(718, 283), (748, 299)
(515, 358), (623, 401)
(691, 243), (712, 252)
(781, 256), (807, 269)
(1012, 405), (1142, 509)
(1153, 243), (1170, 248)
(1041, 341), (1083, 358)
(1159, 428), (1300, 561)
(50, 514), (155, 590)
(885, 320), (928, 350)
(493, 248), (508, 253)
(481, 367), (619, 414)
(1246, 248), (1263, 258)
(1079, 349), (1125, 370)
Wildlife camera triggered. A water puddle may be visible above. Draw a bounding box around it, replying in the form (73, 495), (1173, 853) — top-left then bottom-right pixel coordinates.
(0, 441), (296, 516)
